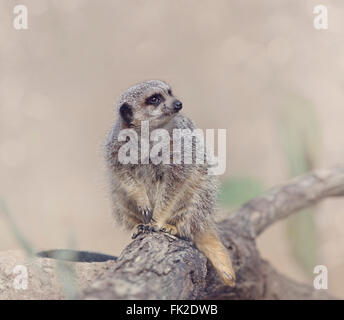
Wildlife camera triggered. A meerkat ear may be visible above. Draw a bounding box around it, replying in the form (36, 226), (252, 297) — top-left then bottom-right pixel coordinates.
(119, 103), (133, 125)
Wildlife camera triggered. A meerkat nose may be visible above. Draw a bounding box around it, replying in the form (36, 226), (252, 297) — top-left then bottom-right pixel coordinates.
(173, 100), (183, 111)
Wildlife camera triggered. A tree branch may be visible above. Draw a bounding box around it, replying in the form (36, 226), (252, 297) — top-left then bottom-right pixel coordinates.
(228, 165), (344, 238)
(80, 166), (342, 299)
(1, 166), (342, 299)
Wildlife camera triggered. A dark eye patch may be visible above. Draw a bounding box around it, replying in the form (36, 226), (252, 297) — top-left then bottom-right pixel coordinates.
(168, 89), (172, 96)
(119, 102), (133, 125)
(145, 93), (165, 107)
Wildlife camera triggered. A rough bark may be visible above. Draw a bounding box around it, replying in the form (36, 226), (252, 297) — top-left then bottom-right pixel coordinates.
(1, 166), (343, 299)
(81, 166), (343, 300)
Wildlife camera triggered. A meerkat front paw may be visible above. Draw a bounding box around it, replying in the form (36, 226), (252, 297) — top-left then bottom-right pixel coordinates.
(158, 224), (178, 236)
(131, 223), (156, 239)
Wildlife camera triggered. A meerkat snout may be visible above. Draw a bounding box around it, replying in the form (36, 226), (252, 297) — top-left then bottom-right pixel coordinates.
(173, 100), (183, 111)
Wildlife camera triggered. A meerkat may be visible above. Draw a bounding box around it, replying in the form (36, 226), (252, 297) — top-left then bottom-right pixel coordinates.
(104, 80), (235, 286)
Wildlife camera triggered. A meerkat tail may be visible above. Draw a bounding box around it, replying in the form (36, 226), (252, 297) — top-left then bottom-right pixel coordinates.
(194, 228), (236, 287)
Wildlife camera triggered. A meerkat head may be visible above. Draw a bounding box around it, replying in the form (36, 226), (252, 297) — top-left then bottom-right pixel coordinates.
(116, 80), (183, 129)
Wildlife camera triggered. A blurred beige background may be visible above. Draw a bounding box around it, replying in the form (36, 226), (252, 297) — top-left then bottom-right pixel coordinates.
(1, 0), (344, 297)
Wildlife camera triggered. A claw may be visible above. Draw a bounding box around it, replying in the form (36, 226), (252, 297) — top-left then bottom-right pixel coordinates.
(132, 233), (138, 239)
(132, 224), (144, 239)
(132, 223), (157, 239)
(138, 207), (153, 224)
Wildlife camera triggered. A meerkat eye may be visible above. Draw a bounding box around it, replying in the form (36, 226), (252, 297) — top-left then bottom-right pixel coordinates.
(168, 89), (172, 96)
(145, 93), (165, 107)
